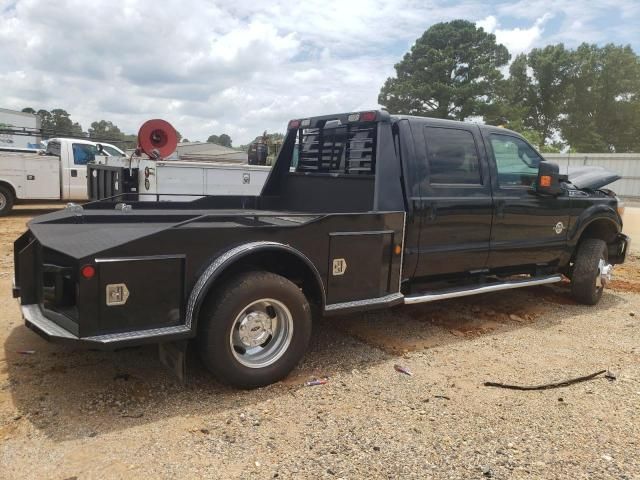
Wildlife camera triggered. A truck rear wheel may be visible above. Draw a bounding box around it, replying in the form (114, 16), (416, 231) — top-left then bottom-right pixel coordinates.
(571, 239), (611, 305)
(197, 271), (312, 388)
(0, 186), (14, 216)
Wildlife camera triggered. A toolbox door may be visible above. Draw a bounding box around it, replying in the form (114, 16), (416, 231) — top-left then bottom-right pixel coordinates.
(327, 231), (395, 304)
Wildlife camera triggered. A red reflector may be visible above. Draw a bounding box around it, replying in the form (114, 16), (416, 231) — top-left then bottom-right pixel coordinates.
(288, 119), (301, 130)
(81, 265), (96, 279)
(360, 111), (377, 122)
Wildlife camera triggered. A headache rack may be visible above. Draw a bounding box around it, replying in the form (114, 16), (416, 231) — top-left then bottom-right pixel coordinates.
(296, 121), (377, 175)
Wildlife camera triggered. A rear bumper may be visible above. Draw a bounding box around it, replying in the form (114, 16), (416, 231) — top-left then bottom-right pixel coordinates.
(21, 303), (191, 350)
(610, 233), (630, 264)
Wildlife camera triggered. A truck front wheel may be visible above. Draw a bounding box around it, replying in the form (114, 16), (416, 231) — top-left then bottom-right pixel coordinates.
(197, 271), (312, 388)
(0, 186), (14, 216)
(571, 238), (611, 305)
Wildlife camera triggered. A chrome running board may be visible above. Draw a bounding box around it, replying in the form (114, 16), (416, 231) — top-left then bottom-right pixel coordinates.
(404, 274), (563, 305)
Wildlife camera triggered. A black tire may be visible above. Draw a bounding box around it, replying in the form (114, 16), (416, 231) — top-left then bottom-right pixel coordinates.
(197, 271), (312, 388)
(0, 185), (14, 216)
(571, 239), (608, 305)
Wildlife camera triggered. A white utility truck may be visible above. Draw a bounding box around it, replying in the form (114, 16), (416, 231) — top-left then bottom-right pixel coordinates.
(89, 154), (271, 201)
(0, 137), (134, 215)
(0, 138), (104, 215)
(87, 119), (272, 202)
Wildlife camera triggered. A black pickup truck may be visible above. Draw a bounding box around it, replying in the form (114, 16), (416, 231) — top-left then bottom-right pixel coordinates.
(13, 110), (629, 387)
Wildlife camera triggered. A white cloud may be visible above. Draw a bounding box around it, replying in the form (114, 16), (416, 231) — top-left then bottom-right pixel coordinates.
(0, 1), (638, 144)
(477, 13), (552, 56)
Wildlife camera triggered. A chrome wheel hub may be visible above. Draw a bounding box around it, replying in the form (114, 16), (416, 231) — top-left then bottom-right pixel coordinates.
(596, 259), (614, 288)
(238, 311), (273, 348)
(230, 298), (294, 368)
(0, 192), (6, 210)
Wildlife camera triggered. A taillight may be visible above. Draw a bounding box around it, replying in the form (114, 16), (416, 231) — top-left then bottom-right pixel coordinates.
(360, 111), (377, 122)
(288, 119), (301, 130)
(80, 265), (96, 279)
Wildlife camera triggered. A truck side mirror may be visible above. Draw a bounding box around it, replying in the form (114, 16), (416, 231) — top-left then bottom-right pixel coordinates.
(536, 161), (563, 196)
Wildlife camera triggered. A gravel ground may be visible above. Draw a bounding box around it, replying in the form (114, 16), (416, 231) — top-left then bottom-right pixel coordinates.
(1, 204), (639, 479)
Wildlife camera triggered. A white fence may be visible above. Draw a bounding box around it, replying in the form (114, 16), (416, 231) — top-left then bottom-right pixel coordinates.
(544, 153), (640, 198)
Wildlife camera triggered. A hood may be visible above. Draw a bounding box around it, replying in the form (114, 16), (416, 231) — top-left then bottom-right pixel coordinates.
(566, 166), (621, 190)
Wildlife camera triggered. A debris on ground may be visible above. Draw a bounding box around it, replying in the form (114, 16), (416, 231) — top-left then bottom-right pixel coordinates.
(484, 369), (608, 390)
(16, 350), (35, 355)
(605, 370), (617, 381)
(394, 364), (413, 376)
(113, 373), (131, 381)
(434, 395), (450, 400)
(121, 412), (144, 418)
(304, 378), (328, 387)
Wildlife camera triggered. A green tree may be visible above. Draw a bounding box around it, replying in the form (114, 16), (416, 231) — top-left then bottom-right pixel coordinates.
(562, 43), (640, 152)
(21, 107), (36, 114)
(207, 133), (232, 147)
(36, 109), (82, 136)
(37, 109), (53, 130)
(378, 20), (510, 120)
(88, 120), (123, 138)
(507, 45), (573, 148)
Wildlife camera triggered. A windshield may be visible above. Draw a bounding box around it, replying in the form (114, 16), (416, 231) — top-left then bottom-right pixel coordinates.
(102, 145), (125, 157)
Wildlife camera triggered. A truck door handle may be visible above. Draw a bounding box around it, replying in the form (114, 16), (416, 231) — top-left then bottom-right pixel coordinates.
(496, 200), (506, 218)
(27, 175), (35, 180)
(71, 169), (78, 177)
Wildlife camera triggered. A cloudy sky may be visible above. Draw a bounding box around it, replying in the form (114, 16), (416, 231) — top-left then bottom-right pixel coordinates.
(1, 0), (639, 144)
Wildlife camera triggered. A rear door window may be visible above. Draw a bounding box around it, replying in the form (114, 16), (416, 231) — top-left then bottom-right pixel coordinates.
(422, 127), (482, 186)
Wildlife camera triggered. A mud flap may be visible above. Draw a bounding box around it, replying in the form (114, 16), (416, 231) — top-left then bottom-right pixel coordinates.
(158, 340), (188, 384)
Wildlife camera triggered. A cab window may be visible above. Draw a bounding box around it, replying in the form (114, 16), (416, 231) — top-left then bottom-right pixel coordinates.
(72, 143), (96, 165)
(102, 145), (125, 157)
(490, 134), (541, 187)
(423, 127), (481, 186)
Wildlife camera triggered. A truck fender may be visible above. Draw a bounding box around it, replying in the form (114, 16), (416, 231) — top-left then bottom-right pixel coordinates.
(185, 241), (325, 330)
(568, 205), (621, 247)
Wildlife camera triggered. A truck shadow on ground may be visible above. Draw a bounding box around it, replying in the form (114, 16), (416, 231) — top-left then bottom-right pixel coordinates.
(2, 283), (626, 442)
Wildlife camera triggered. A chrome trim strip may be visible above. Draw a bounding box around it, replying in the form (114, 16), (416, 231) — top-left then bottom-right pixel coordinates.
(329, 230), (394, 237)
(22, 304), (76, 339)
(404, 275), (563, 305)
(95, 254), (185, 263)
(185, 241), (325, 328)
(85, 325), (191, 343)
(324, 292), (404, 312)
(398, 212), (406, 291)
(23, 304), (191, 343)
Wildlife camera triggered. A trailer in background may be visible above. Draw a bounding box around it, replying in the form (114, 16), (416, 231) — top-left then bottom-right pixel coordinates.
(0, 108), (42, 150)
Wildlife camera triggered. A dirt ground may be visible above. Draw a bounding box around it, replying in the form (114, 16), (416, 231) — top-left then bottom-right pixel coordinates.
(1, 204), (639, 479)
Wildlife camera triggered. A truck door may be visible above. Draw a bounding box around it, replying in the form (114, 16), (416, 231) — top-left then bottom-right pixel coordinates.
(63, 142), (94, 200)
(410, 124), (493, 278)
(485, 133), (570, 269)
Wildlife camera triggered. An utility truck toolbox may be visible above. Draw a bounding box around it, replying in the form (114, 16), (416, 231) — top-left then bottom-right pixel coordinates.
(14, 110), (629, 388)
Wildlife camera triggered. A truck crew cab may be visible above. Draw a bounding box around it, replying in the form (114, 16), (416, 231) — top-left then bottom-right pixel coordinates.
(13, 110), (629, 388)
